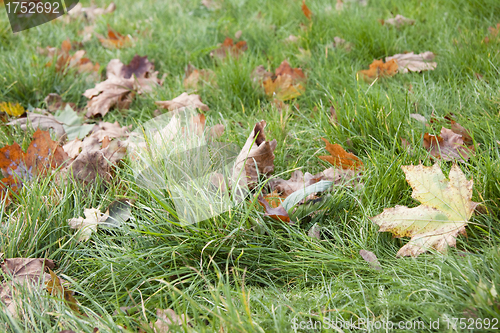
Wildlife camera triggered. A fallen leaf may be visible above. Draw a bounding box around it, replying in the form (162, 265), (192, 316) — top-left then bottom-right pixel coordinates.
(46, 269), (79, 313)
(183, 64), (216, 90)
(296, 48), (312, 63)
(301, 0), (313, 20)
(44, 93), (77, 113)
(103, 199), (132, 227)
(259, 60), (306, 101)
(89, 121), (131, 141)
(64, 2), (115, 22)
(0, 258), (54, 317)
(333, 36), (352, 51)
(7, 110), (66, 138)
(68, 208), (109, 242)
(232, 120), (277, 188)
(155, 93), (209, 112)
(318, 138), (363, 170)
(484, 23), (500, 43)
(55, 105), (95, 140)
(97, 26), (133, 49)
(152, 308), (190, 333)
(359, 249), (382, 270)
(336, 0), (344, 11)
(308, 223), (321, 239)
(0, 129), (69, 206)
(410, 113), (427, 124)
(63, 138), (83, 159)
(0, 102), (25, 117)
(258, 194), (291, 223)
(370, 163), (480, 257)
(202, 0), (222, 10)
(358, 59), (398, 82)
(84, 56), (160, 117)
(385, 52), (437, 74)
(210, 37), (248, 59)
(250, 65), (273, 84)
(423, 127), (474, 162)
(448, 119), (473, 146)
(284, 35), (299, 43)
(383, 14), (415, 27)
(66, 137), (127, 183)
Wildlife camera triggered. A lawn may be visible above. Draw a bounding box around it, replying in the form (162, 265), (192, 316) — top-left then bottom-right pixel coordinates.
(0, 0), (500, 332)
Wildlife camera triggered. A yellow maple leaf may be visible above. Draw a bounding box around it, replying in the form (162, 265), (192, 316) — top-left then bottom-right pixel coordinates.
(0, 102), (25, 117)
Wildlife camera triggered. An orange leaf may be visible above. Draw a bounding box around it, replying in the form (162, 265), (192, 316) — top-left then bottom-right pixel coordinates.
(261, 60), (306, 101)
(358, 59), (399, 82)
(210, 37), (248, 59)
(318, 138), (363, 170)
(302, 0), (312, 20)
(98, 26), (132, 49)
(258, 195), (290, 223)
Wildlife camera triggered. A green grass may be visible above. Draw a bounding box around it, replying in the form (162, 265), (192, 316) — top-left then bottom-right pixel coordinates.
(1, 0), (500, 332)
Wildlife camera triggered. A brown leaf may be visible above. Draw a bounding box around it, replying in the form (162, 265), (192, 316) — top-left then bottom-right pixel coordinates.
(67, 137), (127, 183)
(260, 60), (306, 101)
(7, 110), (66, 138)
(301, 0), (313, 20)
(232, 121), (277, 189)
(63, 138), (84, 159)
(484, 23), (500, 43)
(64, 2), (115, 22)
(385, 52), (437, 74)
(258, 195), (291, 223)
(39, 39), (100, 76)
(44, 93), (77, 113)
(383, 14), (415, 27)
(89, 121), (131, 142)
(250, 65), (273, 84)
(152, 308), (190, 333)
(210, 37), (248, 59)
(155, 93), (209, 112)
(121, 55), (155, 79)
(202, 0), (222, 10)
(318, 138), (363, 170)
(97, 26), (133, 49)
(0, 258), (55, 317)
(183, 64), (216, 90)
(358, 59), (398, 82)
(447, 118), (473, 146)
(0, 129), (69, 205)
(46, 269), (79, 313)
(423, 127), (474, 162)
(359, 250), (382, 271)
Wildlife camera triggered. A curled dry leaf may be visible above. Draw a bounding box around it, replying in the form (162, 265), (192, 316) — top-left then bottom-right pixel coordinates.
(258, 194), (291, 223)
(385, 52), (437, 74)
(358, 59), (398, 82)
(370, 163), (479, 257)
(232, 120), (277, 189)
(254, 60), (306, 101)
(382, 14), (415, 27)
(68, 208), (109, 242)
(423, 127), (474, 162)
(301, 0), (313, 20)
(0, 129), (69, 206)
(183, 64), (216, 90)
(96, 26), (133, 49)
(0, 102), (25, 117)
(210, 37), (248, 59)
(66, 137), (127, 183)
(84, 56), (160, 118)
(7, 110), (66, 138)
(0, 258), (55, 317)
(156, 92), (209, 112)
(359, 250), (382, 271)
(318, 138), (363, 170)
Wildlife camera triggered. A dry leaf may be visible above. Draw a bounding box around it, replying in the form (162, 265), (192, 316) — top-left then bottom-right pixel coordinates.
(318, 138), (363, 170)
(183, 64), (216, 90)
(358, 59), (398, 82)
(0, 258), (55, 317)
(284, 35), (299, 43)
(44, 94), (77, 113)
(89, 121), (131, 141)
(359, 250), (382, 270)
(232, 120), (277, 188)
(210, 37), (248, 59)
(336, 0), (344, 11)
(250, 65), (273, 84)
(259, 60), (306, 101)
(40, 39), (100, 77)
(64, 2), (115, 22)
(0, 102), (25, 117)
(370, 163), (479, 257)
(66, 137), (127, 183)
(333, 36), (352, 51)
(202, 0), (222, 10)
(153, 308), (190, 333)
(258, 194), (291, 223)
(155, 93), (209, 112)
(484, 23), (500, 43)
(301, 0), (313, 20)
(0, 129), (69, 206)
(7, 110), (66, 138)
(63, 139), (84, 159)
(423, 127), (474, 162)
(385, 52), (437, 74)
(97, 26), (132, 49)
(383, 14), (415, 27)
(46, 269), (79, 313)
(68, 208), (109, 242)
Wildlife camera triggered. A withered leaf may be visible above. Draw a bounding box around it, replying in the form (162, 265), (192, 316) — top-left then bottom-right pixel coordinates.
(155, 93), (209, 112)
(383, 14), (415, 28)
(385, 52), (437, 74)
(301, 0), (312, 20)
(64, 2), (115, 22)
(423, 127), (474, 162)
(152, 308), (190, 333)
(259, 60), (306, 101)
(318, 138), (363, 170)
(46, 269), (79, 313)
(258, 194), (291, 223)
(7, 110), (66, 138)
(358, 59), (398, 82)
(359, 250), (382, 271)
(97, 26), (133, 49)
(68, 207), (109, 242)
(210, 37), (248, 59)
(183, 64), (216, 90)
